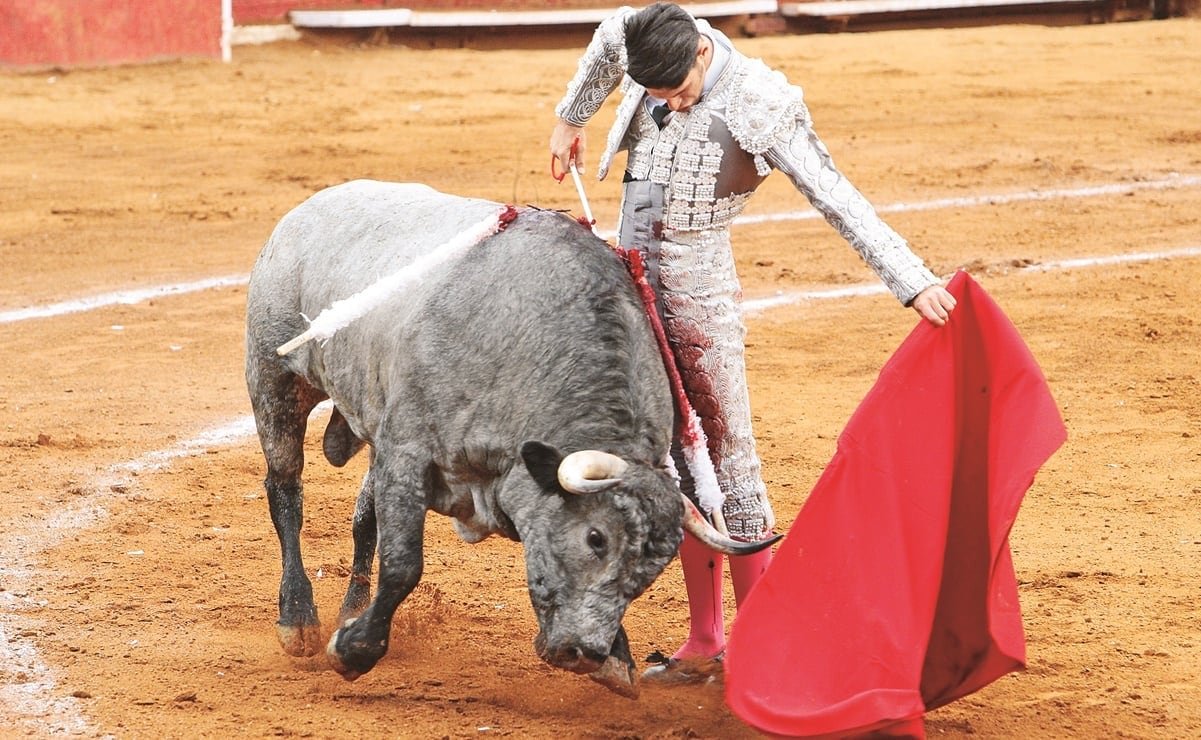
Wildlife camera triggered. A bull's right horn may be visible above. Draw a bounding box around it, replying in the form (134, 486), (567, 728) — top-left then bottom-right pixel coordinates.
(558, 450), (629, 494)
(680, 493), (781, 555)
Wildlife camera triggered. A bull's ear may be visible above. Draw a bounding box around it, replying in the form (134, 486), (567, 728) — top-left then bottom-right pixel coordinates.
(521, 440), (566, 494)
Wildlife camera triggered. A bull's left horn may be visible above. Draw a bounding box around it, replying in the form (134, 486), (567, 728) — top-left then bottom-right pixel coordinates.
(558, 450), (629, 494)
(680, 493), (781, 555)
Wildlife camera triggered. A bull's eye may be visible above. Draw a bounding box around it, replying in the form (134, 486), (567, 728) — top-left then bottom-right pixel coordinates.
(586, 528), (608, 557)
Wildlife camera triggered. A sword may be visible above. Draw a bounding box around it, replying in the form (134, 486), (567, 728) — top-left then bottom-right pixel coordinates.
(552, 137), (596, 233)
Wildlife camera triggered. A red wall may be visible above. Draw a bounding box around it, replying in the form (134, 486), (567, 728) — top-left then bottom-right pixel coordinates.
(0, 0), (222, 68)
(0, 1), (680, 67)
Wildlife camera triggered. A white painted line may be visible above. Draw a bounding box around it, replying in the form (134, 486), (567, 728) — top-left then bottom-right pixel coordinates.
(734, 172), (1201, 226)
(0, 275), (247, 325)
(0, 503), (109, 734)
(0, 585), (95, 735)
(594, 172), (1201, 239)
(742, 244), (1201, 314)
(108, 401), (330, 477)
(3, 238), (1196, 730)
(1022, 245), (1201, 272)
(2, 175), (1197, 326)
(0, 402), (331, 733)
(0, 622), (92, 735)
(744, 283), (887, 313)
(110, 416), (260, 474)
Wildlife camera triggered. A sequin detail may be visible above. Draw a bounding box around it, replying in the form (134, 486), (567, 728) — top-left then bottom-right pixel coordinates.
(553, 9), (630, 127)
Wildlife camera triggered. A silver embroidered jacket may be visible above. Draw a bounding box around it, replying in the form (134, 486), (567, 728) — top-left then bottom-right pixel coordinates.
(555, 8), (940, 306)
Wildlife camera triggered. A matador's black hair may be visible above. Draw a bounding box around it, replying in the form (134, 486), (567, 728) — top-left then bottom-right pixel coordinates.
(624, 3), (699, 90)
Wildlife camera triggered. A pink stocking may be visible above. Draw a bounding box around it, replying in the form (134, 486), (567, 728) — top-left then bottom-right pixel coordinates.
(730, 545), (772, 608)
(673, 531), (726, 660)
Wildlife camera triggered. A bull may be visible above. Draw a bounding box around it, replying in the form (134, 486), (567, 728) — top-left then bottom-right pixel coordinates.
(244, 180), (771, 696)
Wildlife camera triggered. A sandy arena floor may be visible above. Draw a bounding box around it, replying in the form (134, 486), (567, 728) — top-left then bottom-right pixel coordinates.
(2, 16), (1200, 739)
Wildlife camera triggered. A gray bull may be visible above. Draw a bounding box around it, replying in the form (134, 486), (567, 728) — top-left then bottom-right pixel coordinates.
(244, 180), (770, 695)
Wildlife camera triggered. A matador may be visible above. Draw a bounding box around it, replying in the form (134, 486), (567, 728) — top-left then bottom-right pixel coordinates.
(549, 2), (957, 683)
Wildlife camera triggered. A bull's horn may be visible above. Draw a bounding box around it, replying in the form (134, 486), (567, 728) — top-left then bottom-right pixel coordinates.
(680, 493), (781, 555)
(558, 450), (629, 494)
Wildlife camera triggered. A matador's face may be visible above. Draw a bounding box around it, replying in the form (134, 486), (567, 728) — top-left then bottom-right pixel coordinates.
(644, 35), (713, 113)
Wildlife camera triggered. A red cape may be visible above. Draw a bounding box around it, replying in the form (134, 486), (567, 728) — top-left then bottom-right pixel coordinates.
(725, 271), (1066, 738)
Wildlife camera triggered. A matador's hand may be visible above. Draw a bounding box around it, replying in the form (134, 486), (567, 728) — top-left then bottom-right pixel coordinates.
(550, 120), (586, 177)
(912, 284), (957, 327)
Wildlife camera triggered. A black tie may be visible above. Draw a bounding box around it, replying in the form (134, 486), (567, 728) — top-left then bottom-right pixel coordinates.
(651, 103), (670, 129)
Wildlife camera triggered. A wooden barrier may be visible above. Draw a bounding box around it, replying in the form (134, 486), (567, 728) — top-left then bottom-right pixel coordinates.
(778, 0), (1156, 30)
(234, 1), (714, 25)
(3, 0), (1184, 70)
(287, 1), (778, 28)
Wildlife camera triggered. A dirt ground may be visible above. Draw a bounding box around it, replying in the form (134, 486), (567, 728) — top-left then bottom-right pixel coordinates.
(2, 15), (1200, 739)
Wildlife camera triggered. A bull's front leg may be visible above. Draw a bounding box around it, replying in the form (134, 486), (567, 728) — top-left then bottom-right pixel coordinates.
(327, 450), (427, 680)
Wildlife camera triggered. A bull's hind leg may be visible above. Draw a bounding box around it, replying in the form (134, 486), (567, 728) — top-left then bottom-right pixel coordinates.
(327, 446), (428, 680)
(247, 354), (327, 657)
(336, 460), (377, 625)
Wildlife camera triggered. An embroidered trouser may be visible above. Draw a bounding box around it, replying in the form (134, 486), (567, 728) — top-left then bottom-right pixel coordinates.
(618, 180), (774, 540)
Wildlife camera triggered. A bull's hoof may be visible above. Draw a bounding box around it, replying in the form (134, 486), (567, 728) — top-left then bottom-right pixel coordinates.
(276, 623), (323, 658)
(589, 655), (640, 699)
(326, 625), (363, 681)
(326, 618), (385, 681)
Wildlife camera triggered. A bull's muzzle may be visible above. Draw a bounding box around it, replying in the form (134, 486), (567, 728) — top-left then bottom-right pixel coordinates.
(534, 630), (607, 674)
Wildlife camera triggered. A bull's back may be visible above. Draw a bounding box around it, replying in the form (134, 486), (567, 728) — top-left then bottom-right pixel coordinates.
(246, 180), (503, 358)
(246, 180), (669, 450)
(401, 210), (672, 448)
